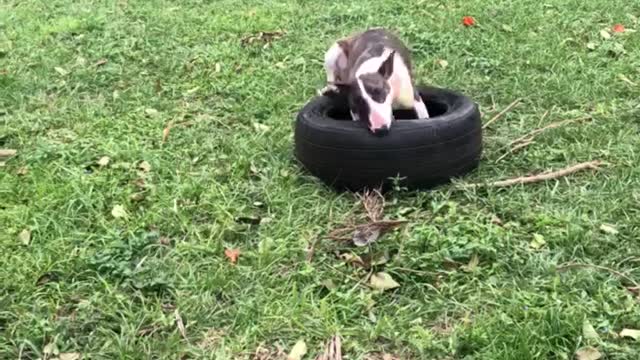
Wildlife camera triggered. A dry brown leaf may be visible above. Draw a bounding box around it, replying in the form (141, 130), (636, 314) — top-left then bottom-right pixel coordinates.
(437, 59), (449, 69)
(287, 339), (307, 360)
(162, 126), (171, 143)
(16, 166), (29, 175)
(369, 272), (400, 291)
(18, 229), (31, 246)
(0, 149), (17, 158)
(111, 205), (128, 219)
(59, 352), (82, 360)
(620, 328), (640, 341)
(138, 160), (152, 173)
(145, 108), (159, 117)
(583, 319), (600, 343)
(315, 335), (342, 360)
(97, 156), (110, 167)
(462, 254), (480, 272)
(55, 66), (68, 76)
(575, 346), (602, 360)
(599, 223), (618, 235)
(225, 248), (240, 264)
(339, 253), (366, 268)
(174, 309), (187, 339)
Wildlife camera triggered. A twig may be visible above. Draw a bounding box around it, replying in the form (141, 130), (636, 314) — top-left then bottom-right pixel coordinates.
(174, 309), (188, 341)
(356, 188), (384, 221)
(508, 116), (590, 146)
(557, 262), (640, 288)
(495, 139), (534, 162)
(463, 160), (603, 188)
(482, 98), (521, 129)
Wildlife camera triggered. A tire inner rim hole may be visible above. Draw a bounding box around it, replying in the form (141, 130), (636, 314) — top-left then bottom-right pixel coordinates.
(326, 96), (450, 121)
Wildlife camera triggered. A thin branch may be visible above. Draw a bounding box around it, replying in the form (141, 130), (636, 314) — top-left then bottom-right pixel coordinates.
(495, 139), (534, 162)
(482, 98), (521, 129)
(463, 160), (603, 188)
(509, 116), (590, 146)
(557, 262), (640, 288)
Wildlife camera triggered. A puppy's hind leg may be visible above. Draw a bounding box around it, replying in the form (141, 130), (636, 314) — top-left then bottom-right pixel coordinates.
(413, 88), (430, 119)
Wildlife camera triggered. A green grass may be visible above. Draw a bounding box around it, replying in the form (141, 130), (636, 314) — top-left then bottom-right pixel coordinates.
(1, 0), (640, 359)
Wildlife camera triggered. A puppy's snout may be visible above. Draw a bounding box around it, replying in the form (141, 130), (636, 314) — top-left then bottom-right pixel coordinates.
(371, 124), (390, 137)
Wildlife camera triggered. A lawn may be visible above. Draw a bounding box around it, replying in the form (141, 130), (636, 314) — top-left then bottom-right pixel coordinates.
(1, 0), (640, 359)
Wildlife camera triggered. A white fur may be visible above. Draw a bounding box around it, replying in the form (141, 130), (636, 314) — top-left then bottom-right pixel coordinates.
(321, 42), (430, 124)
(354, 49), (430, 126)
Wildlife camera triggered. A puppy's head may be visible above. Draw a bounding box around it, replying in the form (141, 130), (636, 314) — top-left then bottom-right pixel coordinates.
(335, 50), (396, 136)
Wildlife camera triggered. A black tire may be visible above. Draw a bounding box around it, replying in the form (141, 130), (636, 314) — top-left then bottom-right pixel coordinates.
(293, 85), (483, 191)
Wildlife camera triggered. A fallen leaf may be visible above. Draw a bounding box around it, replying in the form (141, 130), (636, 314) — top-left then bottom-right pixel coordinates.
(59, 352), (82, 360)
(145, 108), (159, 117)
(162, 126), (171, 143)
(462, 16), (476, 27)
(529, 233), (546, 249)
(462, 254), (480, 272)
(600, 29), (611, 39)
(111, 205), (128, 219)
(174, 309), (187, 339)
(287, 339), (307, 360)
(339, 252), (366, 268)
(16, 166), (29, 175)
(253, 122), (271, 132)
(502, 24), (514, 32)
(97, 156), (110, 167)
(138, 160), (152, 173)
(620, 328), (640, 341)
(130, 193), (146, 202)
(0, 149), (17, 158)
(437, 59), (449, 69)
(382, 355), (400, 360)
(224, 248), (240, 264)
(583, 319), (601, 343)
(55, 66), (68, 75)
(95, 59), (108, 66)
(586, 42), (598, 50)
(575, 346), (602, 360)
(353, 225), (380, 247)
(43, 342), (59, 357)
(321, 279), (337, 290)
(369, 272), (400, 291)
(491, 215), (504, 226)
(215, 63), (221, 72)
(599, 224), (618, 235)
(18, 229), (31, 245)
(612, 24), (625, 33)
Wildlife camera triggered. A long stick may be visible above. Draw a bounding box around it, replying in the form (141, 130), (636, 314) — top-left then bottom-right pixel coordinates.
(509, 116), (591, 146)
(482, 98), (521, 129)
(557, 262), (640, 288)
(465, 160), (603, 188)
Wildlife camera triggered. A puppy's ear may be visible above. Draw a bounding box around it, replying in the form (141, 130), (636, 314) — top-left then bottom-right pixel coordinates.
(378, 50), (395, 79)
(337, 39), (351, 58)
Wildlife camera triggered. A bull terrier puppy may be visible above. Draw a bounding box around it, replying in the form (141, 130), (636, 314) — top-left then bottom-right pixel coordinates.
(320, 28), (430, 136)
